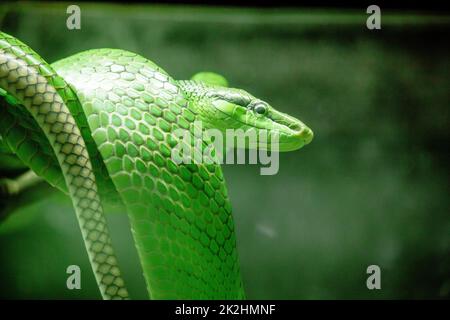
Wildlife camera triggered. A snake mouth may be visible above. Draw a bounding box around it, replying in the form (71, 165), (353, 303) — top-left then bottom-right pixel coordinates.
(269, 109), (314, 152)
(242, 120), (313, 152)
(277, 127), (314, 151)
(215, 108), (314, 152)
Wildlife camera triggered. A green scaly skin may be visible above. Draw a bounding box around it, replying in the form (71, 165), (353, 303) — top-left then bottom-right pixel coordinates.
(0, 32), (128, 299)
(0, 31), (313, 299)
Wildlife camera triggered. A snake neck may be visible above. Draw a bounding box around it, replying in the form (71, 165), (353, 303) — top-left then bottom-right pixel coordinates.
(177, 80), (208, 117)
(178, 80), (231, 132)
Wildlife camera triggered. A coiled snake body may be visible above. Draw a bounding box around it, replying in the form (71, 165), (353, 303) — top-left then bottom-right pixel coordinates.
(0, 32), (313, 299)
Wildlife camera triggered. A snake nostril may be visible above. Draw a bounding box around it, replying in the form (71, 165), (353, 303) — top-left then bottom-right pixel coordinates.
(302, 128), (314, 144)
(288, 123), (302, 132)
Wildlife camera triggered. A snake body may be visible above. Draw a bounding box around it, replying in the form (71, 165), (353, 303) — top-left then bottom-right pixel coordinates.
(0, 31), (313, 299)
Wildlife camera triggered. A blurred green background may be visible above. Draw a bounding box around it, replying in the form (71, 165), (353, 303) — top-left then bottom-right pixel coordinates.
(0, 2), (449, 299)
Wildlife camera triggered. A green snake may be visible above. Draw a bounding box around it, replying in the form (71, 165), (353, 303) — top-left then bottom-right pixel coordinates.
(0, 31), (313, 299)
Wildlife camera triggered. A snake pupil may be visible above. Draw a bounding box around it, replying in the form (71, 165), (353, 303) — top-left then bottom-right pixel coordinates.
(254, 104), (267, 115)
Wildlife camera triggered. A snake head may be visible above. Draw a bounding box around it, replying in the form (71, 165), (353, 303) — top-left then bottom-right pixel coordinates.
(179, 76), (313, 152)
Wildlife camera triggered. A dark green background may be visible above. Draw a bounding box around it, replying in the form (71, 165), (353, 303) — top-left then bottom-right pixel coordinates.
(0, 2), (449, 299)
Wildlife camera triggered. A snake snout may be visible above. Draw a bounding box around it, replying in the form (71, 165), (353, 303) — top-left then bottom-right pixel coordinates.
(288, 122), (313, 144)
(293, 126), (314, 145)
(269, 109), (313, 151)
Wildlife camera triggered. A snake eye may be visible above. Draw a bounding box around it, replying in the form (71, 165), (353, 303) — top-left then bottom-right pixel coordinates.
(254, 104), (267, 115)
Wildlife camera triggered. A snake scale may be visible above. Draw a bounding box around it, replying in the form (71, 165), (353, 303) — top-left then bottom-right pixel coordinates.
(0, 31), (313, 299)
